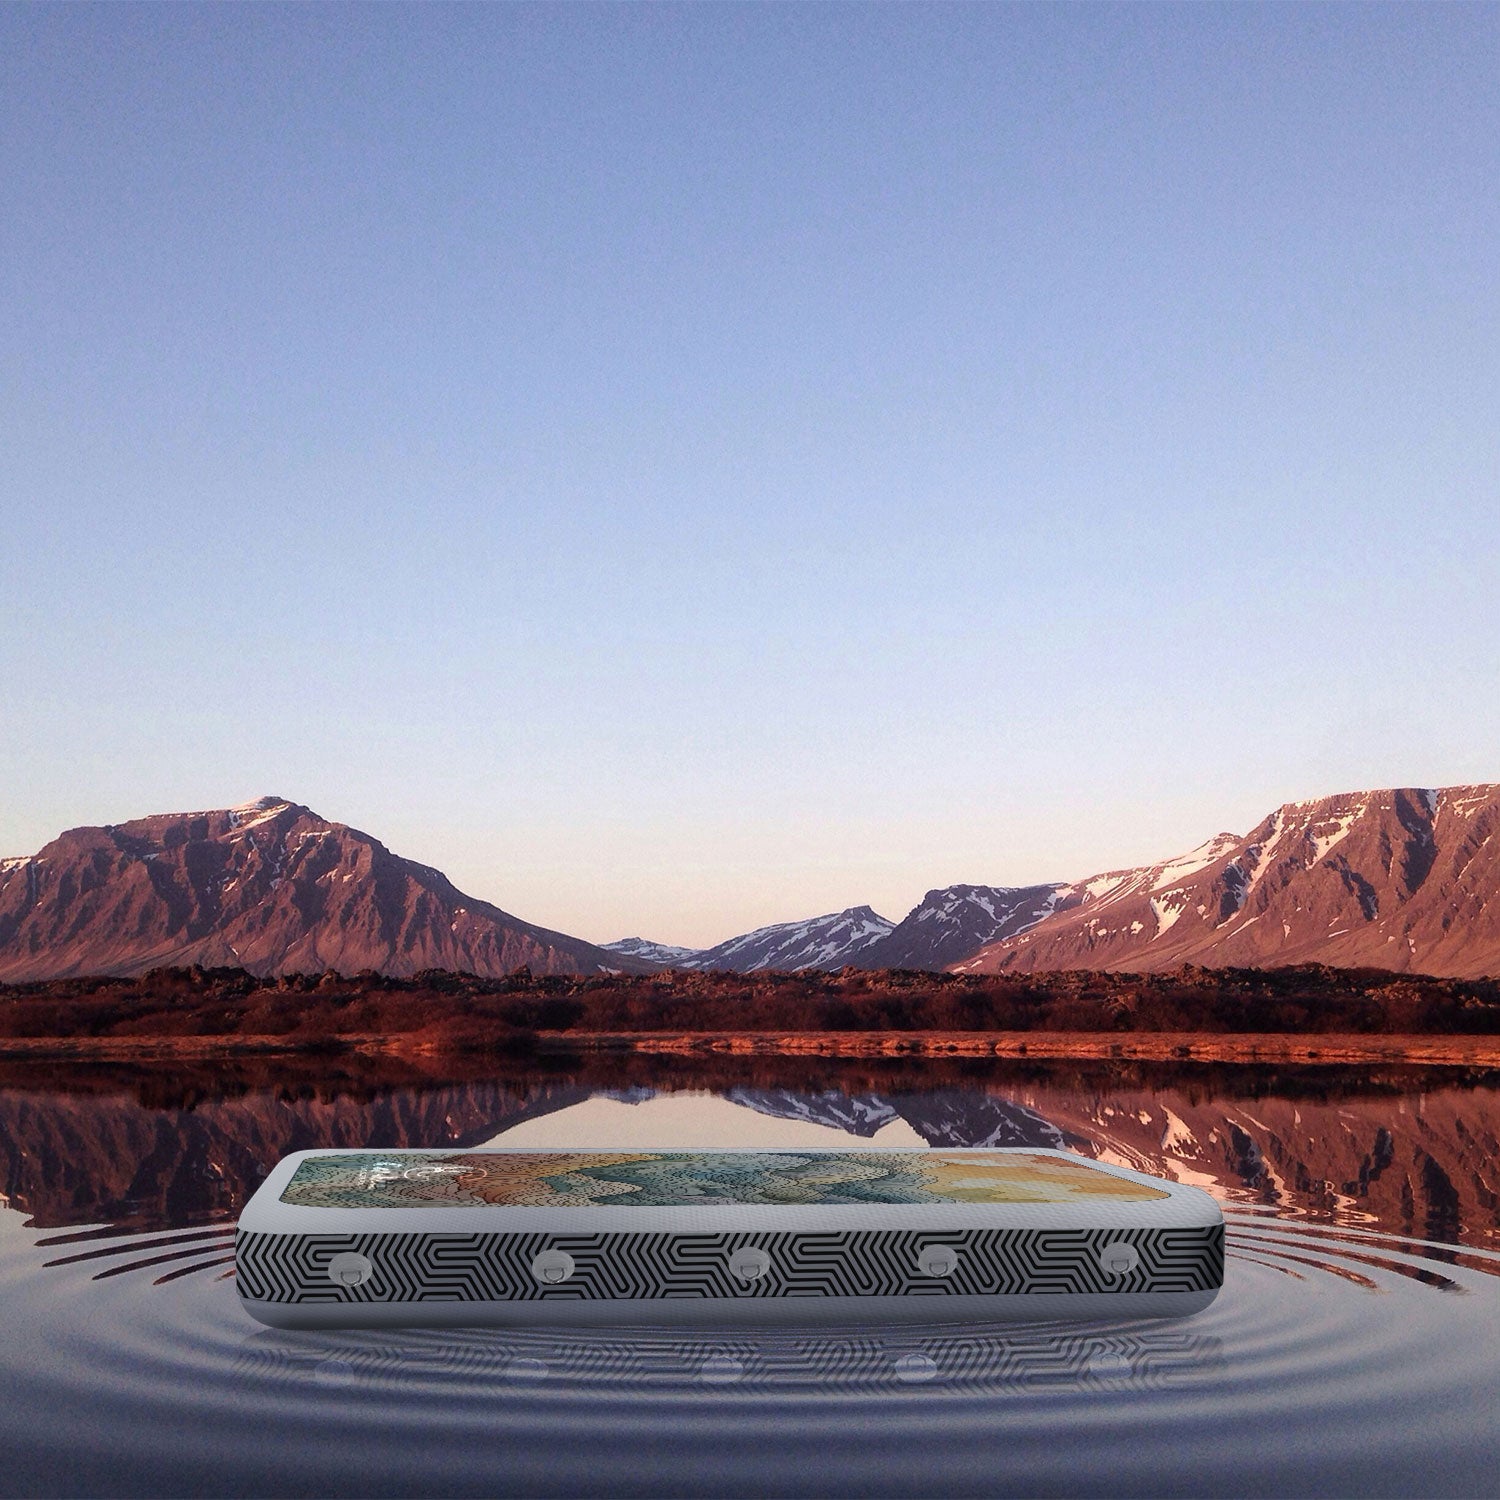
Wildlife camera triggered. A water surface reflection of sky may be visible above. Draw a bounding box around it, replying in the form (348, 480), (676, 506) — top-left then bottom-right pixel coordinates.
(484, 1091), (926, 1148)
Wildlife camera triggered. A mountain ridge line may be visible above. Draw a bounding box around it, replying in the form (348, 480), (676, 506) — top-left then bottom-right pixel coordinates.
(2, 781), (1498, 982)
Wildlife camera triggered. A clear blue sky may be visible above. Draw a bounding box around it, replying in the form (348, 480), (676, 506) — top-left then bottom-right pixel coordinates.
(3, 3), (1497, 946)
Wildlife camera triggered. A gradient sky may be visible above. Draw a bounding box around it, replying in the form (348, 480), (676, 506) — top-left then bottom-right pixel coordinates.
(3, 3), (1497, 947)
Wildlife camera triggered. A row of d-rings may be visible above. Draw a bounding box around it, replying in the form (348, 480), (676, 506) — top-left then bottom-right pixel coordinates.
(326, 1241), (1142, 1289)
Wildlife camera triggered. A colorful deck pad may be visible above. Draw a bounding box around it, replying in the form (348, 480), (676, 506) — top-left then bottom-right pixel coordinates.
(279, 1150), (1169, 1209)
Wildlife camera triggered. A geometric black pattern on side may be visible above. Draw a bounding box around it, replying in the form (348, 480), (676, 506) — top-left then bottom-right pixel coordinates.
(236, 1223), (1223, 1304)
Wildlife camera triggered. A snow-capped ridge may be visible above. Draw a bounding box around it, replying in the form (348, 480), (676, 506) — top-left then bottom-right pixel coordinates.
(857, 882), (1066, 971)
(955, 781), (1500, 980)
(607, 907), (896, 974)
(1149, 833), (1241, 893)
(602, 937), (703, 967)
(695, 906), (896, 973)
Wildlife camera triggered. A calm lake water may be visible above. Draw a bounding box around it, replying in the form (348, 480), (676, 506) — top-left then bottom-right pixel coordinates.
(2, 1051), (1498, 1498)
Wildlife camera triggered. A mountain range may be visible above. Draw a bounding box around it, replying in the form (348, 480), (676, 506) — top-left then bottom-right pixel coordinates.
(2, 783), (1497, 982)
(604, 884), (1065, 974)
(613, 785), (1500, 981)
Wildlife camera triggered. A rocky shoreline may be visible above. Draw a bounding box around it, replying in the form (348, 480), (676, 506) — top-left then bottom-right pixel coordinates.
(2, 1027), (1497, 1068)
(561, 1030), (1500, 1066)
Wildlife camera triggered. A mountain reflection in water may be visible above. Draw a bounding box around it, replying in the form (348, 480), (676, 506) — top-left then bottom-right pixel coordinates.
(1, 1053), (1496, 1247)
(2, 1053), (1499, 1497)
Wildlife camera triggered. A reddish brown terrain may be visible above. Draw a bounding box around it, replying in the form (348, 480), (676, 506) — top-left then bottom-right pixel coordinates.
(0, 798), (642, 982)
(2, 963), (1498, 1052)
(957, 785), (1500, 980)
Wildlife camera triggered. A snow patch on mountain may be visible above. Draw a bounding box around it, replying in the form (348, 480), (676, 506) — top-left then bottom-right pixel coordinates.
(1149, 833), (1239, 893)
(226, 797), (295, 833)
(1149, 894), (1186, 939)
(1243, 812), (1289, 895)
(1161, 1109), (1197, 1153)
(1308, 810), (1361, 864)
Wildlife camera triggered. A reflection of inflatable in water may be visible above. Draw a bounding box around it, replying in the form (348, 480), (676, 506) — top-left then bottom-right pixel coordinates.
(233, 1320), (1228, 1398)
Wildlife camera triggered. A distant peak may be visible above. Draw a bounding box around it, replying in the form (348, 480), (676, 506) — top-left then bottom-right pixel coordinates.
(234, 796), (293, 813)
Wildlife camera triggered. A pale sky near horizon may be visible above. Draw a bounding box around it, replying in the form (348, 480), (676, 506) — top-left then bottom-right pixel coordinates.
(3, 4), (1498, 947)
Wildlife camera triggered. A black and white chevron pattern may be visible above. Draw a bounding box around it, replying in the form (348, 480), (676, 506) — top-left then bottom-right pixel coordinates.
(236, 1224), (1222, 1305)
(234, 1326), (1222, 1394)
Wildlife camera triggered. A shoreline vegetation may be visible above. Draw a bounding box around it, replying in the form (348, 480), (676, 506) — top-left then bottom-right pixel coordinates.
(1, 963), (1498, 1066)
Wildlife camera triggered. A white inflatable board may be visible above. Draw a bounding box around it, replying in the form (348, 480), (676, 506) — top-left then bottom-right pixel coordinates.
(235, 1146), (1223, 1327)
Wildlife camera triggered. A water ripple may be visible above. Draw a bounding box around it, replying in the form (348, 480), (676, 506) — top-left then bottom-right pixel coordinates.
(2, 1205), (1499, 1496)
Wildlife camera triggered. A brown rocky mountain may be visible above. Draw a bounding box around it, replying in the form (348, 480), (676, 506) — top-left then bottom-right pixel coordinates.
(955, 785), (1500, 980)
(0, 797), (642, 982)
